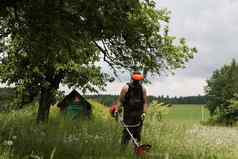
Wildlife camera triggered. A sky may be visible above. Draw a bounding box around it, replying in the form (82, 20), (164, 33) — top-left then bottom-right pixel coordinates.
(102, 0), (238, 97)
(1, 1), (237, 97)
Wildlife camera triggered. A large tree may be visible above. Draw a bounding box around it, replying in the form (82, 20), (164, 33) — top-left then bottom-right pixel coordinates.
(205, 59), (238, 121)
(0, 0), (196, 122)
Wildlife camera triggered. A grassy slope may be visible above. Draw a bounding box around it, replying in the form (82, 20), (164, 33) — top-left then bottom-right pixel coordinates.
(0, 102), (237, 159)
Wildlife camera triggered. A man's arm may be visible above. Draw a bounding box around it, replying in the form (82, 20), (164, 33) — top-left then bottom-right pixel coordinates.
(143, 88), (148, 113)
(116, 85), (128, 111)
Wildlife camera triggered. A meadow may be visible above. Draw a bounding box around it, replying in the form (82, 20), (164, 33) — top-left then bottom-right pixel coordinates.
(163, 104), (209, 123)
(0, 102), (237, 159)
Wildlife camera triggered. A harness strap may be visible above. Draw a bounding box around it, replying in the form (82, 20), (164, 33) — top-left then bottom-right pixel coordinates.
(124, 122), (141, 127)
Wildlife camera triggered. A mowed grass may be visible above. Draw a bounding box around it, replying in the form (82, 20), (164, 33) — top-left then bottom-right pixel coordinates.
(163, 104), (209, 124)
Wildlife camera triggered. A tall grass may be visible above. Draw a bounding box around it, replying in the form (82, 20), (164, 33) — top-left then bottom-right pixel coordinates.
(0, 102), (237, 159)
(0, 102), (135, 159)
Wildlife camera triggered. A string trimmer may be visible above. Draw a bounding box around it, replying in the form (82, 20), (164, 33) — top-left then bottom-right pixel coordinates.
(118, 113), (152, 157)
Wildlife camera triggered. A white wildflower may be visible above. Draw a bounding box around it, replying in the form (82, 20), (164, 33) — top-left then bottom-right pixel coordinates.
(94, 135), (100, 140)
(30, 154), (42, 159)
(3, 140), (13, 146)
(63, 134), (80, 143)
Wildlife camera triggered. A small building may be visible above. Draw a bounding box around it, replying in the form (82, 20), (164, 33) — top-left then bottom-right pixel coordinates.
(57, 89), (92, 119)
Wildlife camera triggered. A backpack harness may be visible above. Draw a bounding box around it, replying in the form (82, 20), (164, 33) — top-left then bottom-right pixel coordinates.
(123, 82), (145, 127)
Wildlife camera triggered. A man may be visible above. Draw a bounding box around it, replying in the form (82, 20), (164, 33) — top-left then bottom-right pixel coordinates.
(115, 71), (148, 147)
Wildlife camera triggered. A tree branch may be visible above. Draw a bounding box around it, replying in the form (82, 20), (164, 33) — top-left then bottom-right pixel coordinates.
(93, 41), (117, 72)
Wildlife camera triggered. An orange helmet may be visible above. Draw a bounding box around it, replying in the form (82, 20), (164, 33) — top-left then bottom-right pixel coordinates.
(131, 72), (144, 81)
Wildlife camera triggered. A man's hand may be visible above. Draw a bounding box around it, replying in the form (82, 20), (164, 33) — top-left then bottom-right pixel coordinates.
(110, 105), (118, 118)
(141, 112), (146, 121)
(112, 111), (118, 118)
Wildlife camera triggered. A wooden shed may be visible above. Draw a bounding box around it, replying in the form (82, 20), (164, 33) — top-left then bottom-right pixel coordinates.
(57, 89), (92, 119)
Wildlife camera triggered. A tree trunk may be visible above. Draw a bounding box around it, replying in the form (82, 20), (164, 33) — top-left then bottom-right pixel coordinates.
(37, 88), (54, 123)
(36, 71), (64, 123)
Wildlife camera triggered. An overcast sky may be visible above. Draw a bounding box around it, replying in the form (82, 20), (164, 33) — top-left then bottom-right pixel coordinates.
(2, 1), (237, 97)
(103, 0), (238, 97)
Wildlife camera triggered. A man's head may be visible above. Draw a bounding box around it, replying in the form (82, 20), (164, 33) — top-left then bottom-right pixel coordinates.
(131, 71), (144, 81)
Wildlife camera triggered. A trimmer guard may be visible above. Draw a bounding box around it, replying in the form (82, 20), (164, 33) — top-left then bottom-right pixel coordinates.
(135, 144), (152, 156)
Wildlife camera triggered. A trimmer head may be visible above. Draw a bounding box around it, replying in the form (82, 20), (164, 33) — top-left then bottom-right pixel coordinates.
(117, 114), (152, 157)
(135, 144), (152, 156)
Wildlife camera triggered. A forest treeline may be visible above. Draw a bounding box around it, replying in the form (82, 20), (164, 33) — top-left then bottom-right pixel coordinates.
(86, 94), (208, 106)
(0, 88), (207, 111)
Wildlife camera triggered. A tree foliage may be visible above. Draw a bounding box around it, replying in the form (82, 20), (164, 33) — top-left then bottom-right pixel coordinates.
(205, 59), (238, 124)
(0, 0), (196, 122)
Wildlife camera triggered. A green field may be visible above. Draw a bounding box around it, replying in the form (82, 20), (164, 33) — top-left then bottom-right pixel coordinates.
(0, 102), (237, 159)
(163, 104), (209, 123)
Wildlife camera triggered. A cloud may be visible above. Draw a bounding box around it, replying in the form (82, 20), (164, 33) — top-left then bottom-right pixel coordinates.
(147, 76), (207, 97)
(102, 0), (238, 96)
(102, 75), (207, 97)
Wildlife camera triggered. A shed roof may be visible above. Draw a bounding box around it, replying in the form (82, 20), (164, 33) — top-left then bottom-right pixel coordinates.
(57, 89), (91, 109)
